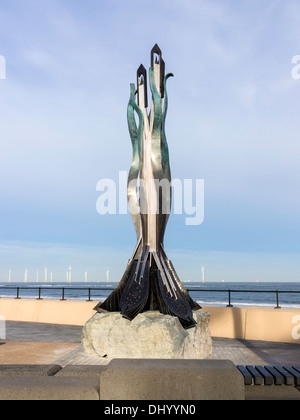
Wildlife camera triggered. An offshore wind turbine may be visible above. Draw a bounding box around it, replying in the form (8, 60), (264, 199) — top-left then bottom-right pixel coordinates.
(68, 265), (72, 284)
(201, 266), (205, 284)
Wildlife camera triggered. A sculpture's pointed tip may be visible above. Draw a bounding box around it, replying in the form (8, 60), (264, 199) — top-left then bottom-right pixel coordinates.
(137, 64), (146, 73)
(151, 44), (163, 68)
(152, 43), (161, 53)
(137, 64), (148, 108)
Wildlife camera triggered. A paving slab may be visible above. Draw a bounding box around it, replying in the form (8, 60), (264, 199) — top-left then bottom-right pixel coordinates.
(1, 321), (300, 367)
(0, 342), (79, 365)
(210, 338), (300, 366)
(3, 321), (82, 343)
(54, 344), (110, 367)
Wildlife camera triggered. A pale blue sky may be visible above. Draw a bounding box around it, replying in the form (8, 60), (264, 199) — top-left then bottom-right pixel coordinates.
(0, 0), (299, 282)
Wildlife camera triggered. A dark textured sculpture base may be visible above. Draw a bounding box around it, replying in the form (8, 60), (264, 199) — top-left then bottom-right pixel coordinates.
(94, 254), (201, 329)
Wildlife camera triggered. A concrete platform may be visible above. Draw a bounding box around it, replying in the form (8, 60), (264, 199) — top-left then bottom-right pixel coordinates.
(2, 321), (300, 366)
(0, 342), (79, 365)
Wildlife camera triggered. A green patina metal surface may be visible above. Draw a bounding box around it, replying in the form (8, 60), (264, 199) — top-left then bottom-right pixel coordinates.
(127, 84), (143, 242)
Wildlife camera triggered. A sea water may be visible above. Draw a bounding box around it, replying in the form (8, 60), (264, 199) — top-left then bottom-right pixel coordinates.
(0, 282), (299, 309)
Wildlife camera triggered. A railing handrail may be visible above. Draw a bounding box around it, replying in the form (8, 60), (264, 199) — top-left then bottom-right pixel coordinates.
(0, 286), (299, 292)
(185, 288), (300, 293)
(0, 285), (299, 308)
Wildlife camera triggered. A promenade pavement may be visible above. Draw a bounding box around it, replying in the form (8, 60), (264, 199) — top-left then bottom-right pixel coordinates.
(0, 321), (300, 367)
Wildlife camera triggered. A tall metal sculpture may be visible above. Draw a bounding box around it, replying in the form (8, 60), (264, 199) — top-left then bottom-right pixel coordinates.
(94, 45), (201, 329)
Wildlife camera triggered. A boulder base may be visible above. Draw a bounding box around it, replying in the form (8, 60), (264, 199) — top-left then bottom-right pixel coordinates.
(81, 310), (212, 359)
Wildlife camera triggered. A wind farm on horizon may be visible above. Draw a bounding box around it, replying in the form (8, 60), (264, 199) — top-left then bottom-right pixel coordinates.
(3, 265), (208, 284)
(3, 266), (116, 284)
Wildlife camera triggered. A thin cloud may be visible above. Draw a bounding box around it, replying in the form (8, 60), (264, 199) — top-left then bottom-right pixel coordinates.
(0, 0), (299, 281)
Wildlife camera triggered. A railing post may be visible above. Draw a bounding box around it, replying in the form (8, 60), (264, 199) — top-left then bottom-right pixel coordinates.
(15, 287), (21, 300)
(86, 288), (93, 302)
(274, 290), (281, 309)
(227, 289), (233, 307)
(60, 288), (66, 301)
(37, 287), (43, 300)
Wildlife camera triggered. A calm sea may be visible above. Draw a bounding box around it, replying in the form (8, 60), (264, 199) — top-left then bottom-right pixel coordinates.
(0, 282), (299, 309)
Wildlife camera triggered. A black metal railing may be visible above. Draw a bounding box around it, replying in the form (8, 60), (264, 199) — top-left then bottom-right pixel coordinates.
(0, 286), (299, 309)
(0, 286), (115, 302)
(185, 288), (300, 309)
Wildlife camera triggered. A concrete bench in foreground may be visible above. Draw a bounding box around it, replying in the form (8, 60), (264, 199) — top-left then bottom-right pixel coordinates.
(0, 360), (299, 400)
(100, 359), (245, 400)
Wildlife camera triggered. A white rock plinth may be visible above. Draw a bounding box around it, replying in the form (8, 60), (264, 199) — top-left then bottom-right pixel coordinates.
(81, 311), (212, 359)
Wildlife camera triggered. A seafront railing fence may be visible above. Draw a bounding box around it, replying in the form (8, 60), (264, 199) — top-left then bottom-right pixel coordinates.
(0, 286), (299, 309)
(0, 286), (103, 303)
(186, 288), (300, 309)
